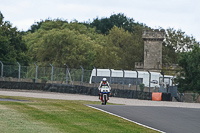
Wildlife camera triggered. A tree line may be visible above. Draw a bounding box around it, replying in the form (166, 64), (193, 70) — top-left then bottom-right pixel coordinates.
(0, 11), (200, 93)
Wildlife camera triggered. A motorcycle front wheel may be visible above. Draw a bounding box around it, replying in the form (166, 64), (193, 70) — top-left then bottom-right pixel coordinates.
(104, 95), (107, 105)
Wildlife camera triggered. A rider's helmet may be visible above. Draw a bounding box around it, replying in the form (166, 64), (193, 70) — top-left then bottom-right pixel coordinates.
(102, 78), (107, 84)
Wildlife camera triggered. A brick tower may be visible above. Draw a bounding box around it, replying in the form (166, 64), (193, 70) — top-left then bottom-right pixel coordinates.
(142, 29), (165, 70)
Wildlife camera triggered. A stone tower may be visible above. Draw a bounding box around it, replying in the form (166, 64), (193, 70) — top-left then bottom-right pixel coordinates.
(142, 29), (165, 70)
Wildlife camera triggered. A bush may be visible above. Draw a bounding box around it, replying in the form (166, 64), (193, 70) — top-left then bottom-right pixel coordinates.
(139, 83), (145, 92)
(41, 77), (48, 83)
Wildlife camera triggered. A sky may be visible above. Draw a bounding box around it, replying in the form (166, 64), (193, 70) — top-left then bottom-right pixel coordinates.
(0, 0), (199, 41)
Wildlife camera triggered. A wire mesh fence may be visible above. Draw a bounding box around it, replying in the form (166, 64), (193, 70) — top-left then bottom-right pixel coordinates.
(0, 64), (97, 86)
(0, 64), (149, 90)
(0, 63), (187, 94)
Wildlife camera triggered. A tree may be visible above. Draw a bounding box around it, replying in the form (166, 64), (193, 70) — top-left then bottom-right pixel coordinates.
(24, 21), (100, 69)
(89, 13), (143, 34)
(94, 26), (144, 70)
(175, 45), (200, 93)
(23, 14), (200, 72)
(28, 19), (68, 33)
(0, 12), (30, 65)
(163, 28), (200, 65)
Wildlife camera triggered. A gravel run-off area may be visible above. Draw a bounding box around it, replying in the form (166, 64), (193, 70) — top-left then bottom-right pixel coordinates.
(1, 89), (200, 109)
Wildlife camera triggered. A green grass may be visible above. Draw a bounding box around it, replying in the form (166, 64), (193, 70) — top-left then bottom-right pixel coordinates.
(0, 96), (159, 133)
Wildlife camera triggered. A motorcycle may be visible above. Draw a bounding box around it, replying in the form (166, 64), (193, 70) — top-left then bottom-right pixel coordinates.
(99, 86), (111, 105)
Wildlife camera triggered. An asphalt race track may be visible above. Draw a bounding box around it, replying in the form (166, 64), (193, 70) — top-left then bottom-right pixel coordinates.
(89, 105), (200, 133)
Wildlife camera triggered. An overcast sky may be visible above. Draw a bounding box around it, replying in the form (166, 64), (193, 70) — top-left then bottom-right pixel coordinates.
(0, 0), (199, 41)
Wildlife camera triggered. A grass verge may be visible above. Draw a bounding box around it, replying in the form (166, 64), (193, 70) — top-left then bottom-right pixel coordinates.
(0, 95), (159, 133)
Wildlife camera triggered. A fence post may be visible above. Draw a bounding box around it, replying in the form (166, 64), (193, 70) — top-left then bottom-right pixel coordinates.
(34, 63), (38, 83)
(64, 64), (68, 85)
(147, 70), (151, 95)
(108, 67), (112, 86)
(160, 71), (165, 83)
(93, 66), (97, 87)
(50, 64), (53, 84)
(80, 65), (84, 85)
(135, 69), (138, 98)
(17, 62), (21, 82)
(68, 68), (73, 85)
(121, 69), (125, 90)
(0, 61), (3, 80)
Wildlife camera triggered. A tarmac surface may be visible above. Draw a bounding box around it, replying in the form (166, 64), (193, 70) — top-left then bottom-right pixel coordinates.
(89, 104), (200, 133)
(1, 89), (200, 109)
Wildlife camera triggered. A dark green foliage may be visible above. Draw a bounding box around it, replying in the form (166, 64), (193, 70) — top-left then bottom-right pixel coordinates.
(89, 13), (145, 34)
(24, 22), (97, 69)
(28, 21), (43, 33)
(0, 12), (30, 65)
(162, 28), (199, 65)
(175, 45), (200, 93)
(94, 25), (144, 70)
(139, 83), (145, 92)
(28, 19), (68, 33)
(21, 13), (200, 73)
(41, 76), (48, 83)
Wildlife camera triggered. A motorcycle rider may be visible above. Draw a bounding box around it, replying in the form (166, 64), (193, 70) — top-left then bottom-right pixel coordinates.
(99, 78), (110, 88)
(98, 78), (111, 99)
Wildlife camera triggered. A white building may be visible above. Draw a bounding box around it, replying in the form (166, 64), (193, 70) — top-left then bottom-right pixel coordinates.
(89, 69), (174, 87)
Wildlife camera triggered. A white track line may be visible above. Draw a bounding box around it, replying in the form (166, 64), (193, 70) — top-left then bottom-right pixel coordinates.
(87, 105), (166, 133)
